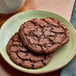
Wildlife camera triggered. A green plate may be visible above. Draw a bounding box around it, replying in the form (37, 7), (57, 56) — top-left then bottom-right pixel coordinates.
(0, 10), (76, 74)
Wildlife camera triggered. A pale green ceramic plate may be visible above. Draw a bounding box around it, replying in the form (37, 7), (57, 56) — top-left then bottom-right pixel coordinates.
(0, 10), (76, 74)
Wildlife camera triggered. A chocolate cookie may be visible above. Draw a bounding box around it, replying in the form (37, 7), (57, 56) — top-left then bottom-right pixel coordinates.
(19, 17), (70, 53)
(7, 33), (54, 69)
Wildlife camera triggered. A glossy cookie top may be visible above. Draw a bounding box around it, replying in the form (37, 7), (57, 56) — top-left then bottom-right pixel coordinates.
(19, 17), (70, 53)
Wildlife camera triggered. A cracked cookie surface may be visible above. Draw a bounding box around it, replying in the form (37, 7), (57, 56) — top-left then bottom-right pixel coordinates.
(7, 33), (54, 69)
(19, 17), (70, 53)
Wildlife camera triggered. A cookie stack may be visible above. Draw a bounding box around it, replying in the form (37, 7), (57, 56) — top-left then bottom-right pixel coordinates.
(7, 17), (70, 69)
